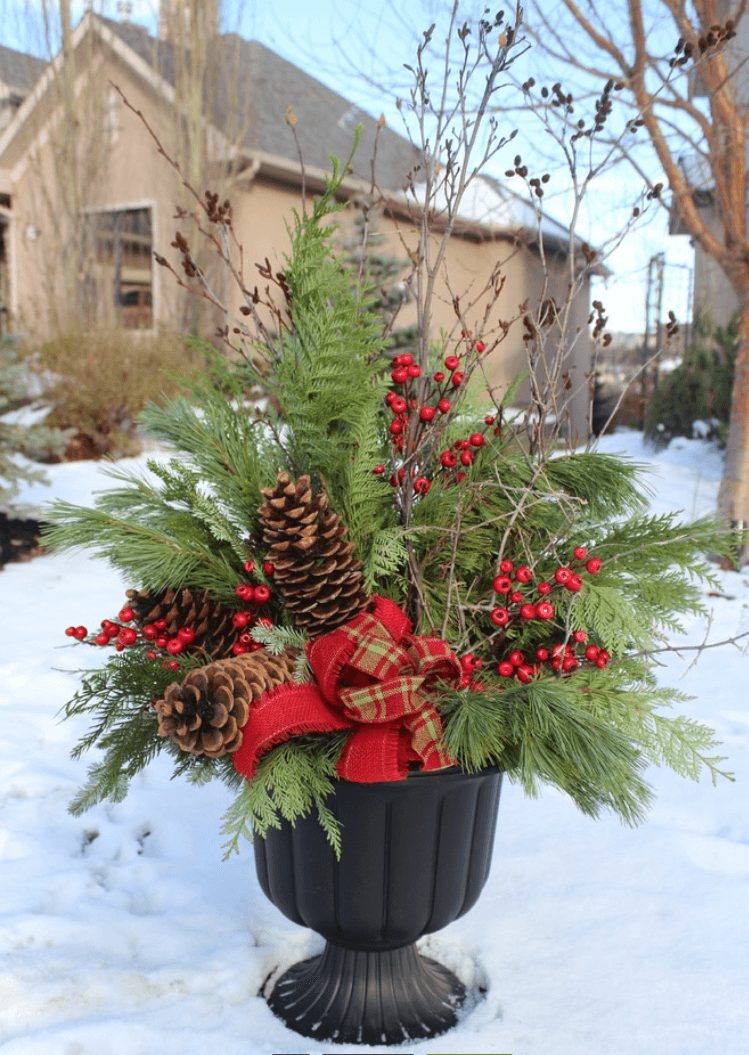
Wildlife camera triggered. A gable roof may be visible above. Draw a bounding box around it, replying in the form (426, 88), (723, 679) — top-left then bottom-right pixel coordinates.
(99, 16), (419, 192)
(0, 43), (47, 95)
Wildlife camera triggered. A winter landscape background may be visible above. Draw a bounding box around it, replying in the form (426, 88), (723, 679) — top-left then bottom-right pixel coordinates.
(1, 429), (748, 1055)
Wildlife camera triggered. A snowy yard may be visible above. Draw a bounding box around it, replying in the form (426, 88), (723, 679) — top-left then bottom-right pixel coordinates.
(1, 431), (748, 1055)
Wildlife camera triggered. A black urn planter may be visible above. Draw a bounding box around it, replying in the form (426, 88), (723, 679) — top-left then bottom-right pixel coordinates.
(254, 765), (502, 1046)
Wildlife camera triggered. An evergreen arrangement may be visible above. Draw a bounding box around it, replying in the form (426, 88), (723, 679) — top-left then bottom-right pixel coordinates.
(46, 151), (737, 860)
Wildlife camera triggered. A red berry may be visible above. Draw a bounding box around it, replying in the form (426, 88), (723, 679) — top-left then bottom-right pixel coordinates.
(599, 649), (610, 662)
(244, 560), (255, 574)
(551, 657), (561, 671)
(536, 601), (554, 620)
(499, 560), (513, 574)
(146, 650), (157, 661)
(484, 415), (495, 425)
(585, 644), (600, 662)
(562, 656), (578, 672)
(459, 451), (472, 466)
(469, 432), (485, 447)
(537, 581), (551, 595)
(509, 650), (525, 667)
(460, 653), (476, 670)
(515, 565), (532, 583)
(142, 624), (158, 641)
(437, 398), (451, 414)
(554, 567), (571, 584)
(170, 661), (180, 671)
(232, 611), (249, 629)
(586, 557), (602, 574)
(95, 633), (109, 646)
(566, 574), (583, 592)
(490, 607), (509, 626)
(389, 419), (403, 435)
(392, 397), (407, 414)
(156, 635), (169, 649)
(155, 618), (167, 630)
(520, 603), (536, 619)
(391, 367), (408, 384)
(510, 591), (524, 604)
(445, 354), (460, 370)
(595, 656), (608, 668)
(167, 638), (184, 655)
(239, 632), (254, 645)
(407, 364), (421, 378)
(451, 371), (464, 387)
(118, 606), (135, 623)
(456, 472), (466, 482)
(398, 353), (414, 366)
(536, 647), (550, 661)
(419, 406), (436, 422)
(178, 626), (196, 644)
(498, 661), (515, 677)
(434, 371), (445, 382)
(65, 626), (76, 637)
(374, 465), (385, 475)
(573, 630), (587, 643)
(253, 585), (271, 604)
(574, 546), (587, 560)
(440, 451), (457, 468)
(492, 575), (512, 593)
(249, 641), (265, 652)
(232, 642), (249, 655)
(516, 664), (534, 684)
(119, 626), (137, 645)
(385, 391), (397, 404)
(414, 476), (431, 494)
(236, 584), (254, 601)
(73, 625), (88, 640)
(475, 340), (485, 353)
(263, 561), (275, 576)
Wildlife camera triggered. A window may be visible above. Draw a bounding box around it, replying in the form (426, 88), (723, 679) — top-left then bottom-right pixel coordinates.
(85, 206), (153, 328)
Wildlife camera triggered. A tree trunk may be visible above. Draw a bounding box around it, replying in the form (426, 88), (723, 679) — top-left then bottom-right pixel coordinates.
(717, 294), (749, 553)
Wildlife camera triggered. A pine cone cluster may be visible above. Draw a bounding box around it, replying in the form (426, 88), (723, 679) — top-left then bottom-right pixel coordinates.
(258, 473), (367, 638)
(154, 648), (298, 757)
(125, 586), (240, 659)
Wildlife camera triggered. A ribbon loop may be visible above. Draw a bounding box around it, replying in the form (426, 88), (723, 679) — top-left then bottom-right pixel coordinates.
(233, 595), (461, 784)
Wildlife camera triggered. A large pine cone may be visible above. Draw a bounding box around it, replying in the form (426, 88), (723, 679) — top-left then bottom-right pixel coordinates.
(154, 648), (298, 757)
(125, 586), (240, 660)
(258, 473), (367, 639)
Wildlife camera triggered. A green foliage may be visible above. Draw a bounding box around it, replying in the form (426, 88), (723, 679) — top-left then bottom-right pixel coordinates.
(221, 733), (349, 860)
(47, 138), (740, 855)
(647, 310), (738, 446)
(64, 649), (203, 814)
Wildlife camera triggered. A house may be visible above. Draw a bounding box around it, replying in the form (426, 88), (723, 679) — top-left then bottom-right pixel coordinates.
(0, 9), (599, 439)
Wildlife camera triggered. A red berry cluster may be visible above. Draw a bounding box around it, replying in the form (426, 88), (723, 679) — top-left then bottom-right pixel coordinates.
(497, 632), (610, 684)
(488, 548), (601, 631)
(232, 559), (275, 655)
(374, 345), (499, 492)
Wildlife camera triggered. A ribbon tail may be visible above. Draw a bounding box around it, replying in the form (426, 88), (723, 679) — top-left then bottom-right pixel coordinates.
(233, 682), (353, 781)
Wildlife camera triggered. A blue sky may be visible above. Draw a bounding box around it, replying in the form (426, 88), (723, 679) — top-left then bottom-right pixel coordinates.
(0, 0), (694, 334)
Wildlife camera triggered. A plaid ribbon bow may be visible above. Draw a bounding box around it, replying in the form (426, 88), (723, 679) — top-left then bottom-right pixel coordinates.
(232, 595), (461, 783)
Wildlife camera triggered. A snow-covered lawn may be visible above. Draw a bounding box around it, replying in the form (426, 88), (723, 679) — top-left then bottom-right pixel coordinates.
(1, 431), (747, 1055)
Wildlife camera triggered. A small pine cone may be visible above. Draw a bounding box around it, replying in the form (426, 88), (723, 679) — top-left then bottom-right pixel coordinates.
(258, 472), (368, 638)
(125, 586), (240, 659)
(155, 648), (299, 757)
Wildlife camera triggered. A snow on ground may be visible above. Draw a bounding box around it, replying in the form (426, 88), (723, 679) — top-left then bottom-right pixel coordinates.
(1, 431), (748, 1055)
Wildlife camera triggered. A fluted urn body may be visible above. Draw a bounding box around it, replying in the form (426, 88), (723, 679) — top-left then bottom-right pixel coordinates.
(254, 765), (502, 1045)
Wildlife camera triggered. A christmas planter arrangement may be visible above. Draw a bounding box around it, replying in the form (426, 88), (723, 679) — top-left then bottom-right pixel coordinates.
(47, 157), (736, 1045)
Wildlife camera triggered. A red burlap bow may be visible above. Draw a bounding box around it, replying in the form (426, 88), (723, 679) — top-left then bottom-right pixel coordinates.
(232, 595), (461, 783)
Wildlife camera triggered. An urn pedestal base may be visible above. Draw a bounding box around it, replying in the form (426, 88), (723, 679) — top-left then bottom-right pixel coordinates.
(255, 765), (502, 1046)
(268, 940), (465, 1045)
